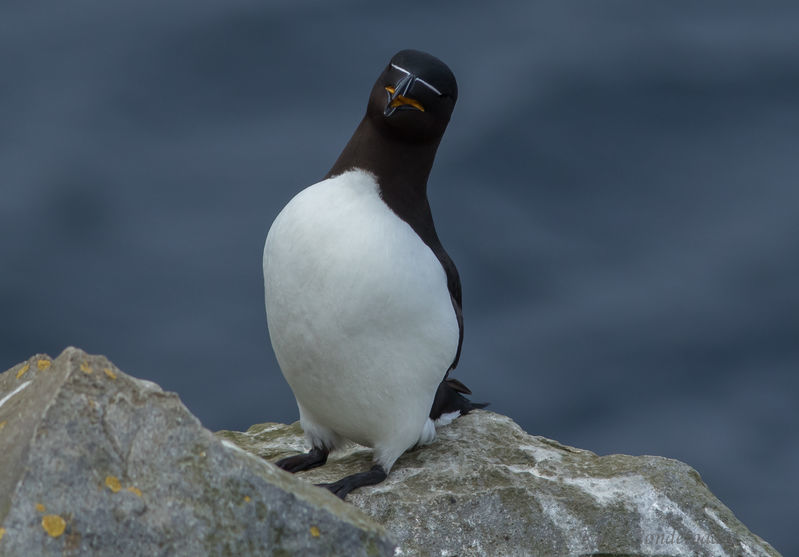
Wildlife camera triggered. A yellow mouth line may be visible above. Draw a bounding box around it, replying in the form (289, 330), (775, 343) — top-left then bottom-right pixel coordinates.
(385, 86), (425, 112)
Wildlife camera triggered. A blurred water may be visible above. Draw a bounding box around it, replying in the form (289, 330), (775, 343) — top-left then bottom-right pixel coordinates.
(1, 1), (797, 553)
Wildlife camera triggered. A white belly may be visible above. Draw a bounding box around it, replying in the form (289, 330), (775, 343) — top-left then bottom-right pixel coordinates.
(263, 170), (458, 463)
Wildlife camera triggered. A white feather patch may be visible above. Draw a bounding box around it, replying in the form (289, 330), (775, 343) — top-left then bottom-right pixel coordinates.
(434, 410), (461, 428)
(264, 169), (459, 471)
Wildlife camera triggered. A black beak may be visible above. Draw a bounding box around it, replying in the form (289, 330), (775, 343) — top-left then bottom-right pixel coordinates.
(384, 72), (422, 117)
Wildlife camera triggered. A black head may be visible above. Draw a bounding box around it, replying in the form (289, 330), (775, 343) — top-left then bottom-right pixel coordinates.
(365, 49), (458, 143)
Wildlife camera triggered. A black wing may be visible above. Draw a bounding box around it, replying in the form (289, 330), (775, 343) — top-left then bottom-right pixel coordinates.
(372, 188), (484, 418)
(372, 187), (464, 373)
(431, 245), (463, 373)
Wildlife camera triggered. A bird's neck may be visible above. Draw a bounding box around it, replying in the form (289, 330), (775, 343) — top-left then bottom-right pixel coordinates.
(325, 117), (442, 203)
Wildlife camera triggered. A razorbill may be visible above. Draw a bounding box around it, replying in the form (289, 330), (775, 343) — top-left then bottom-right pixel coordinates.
(263, 49), (485, 499)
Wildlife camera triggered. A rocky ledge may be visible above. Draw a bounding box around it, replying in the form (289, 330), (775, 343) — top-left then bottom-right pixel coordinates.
(0, 348), (781, 556)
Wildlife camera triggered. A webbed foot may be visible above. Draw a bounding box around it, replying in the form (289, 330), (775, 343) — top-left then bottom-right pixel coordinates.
(275, 446), (329, 473)
(316, 464), (387, 499)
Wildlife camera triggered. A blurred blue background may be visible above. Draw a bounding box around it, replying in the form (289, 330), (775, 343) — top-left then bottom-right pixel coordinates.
(1, 1), (796, 553)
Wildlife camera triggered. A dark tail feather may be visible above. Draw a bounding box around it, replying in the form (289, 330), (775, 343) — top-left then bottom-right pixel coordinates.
(430, 378), (489, 420)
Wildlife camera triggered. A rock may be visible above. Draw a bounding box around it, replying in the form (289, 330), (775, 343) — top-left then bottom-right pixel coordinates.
(0, 348), (781, 557)
(218, 416), (781, 557)
(0, 348), (393, 556)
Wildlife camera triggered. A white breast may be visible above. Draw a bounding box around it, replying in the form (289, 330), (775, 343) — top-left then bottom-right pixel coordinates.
(263, 169), (459, 469)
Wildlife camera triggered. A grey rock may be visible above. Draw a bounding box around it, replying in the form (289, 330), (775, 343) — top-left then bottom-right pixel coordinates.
(0, 348), (393, 557)
(218, 414), (781, 557)
(0, 347), (781, 557)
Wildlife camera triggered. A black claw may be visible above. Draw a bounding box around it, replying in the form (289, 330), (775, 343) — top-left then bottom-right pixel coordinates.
(275, 447), (328, 473)
(316, 465), (387, 500)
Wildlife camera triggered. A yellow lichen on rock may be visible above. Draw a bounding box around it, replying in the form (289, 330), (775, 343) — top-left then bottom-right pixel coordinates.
(310, 525), (321, 538)
(103, 367), (116, 379)
(37, 359), (51, 370)
(41, 515), (66, 538)
(0, 527), (5, 541)
(16, 363), (30, 379)
(0, 421), (7, 431)
(80, 361), (92, 374)
(35, 503), (45, 513)
(105, 475), (121, 493)
(126, 486), (142, 497)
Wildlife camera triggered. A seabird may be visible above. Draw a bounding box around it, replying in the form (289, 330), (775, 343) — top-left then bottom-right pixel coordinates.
(263, 49), (484, 499)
